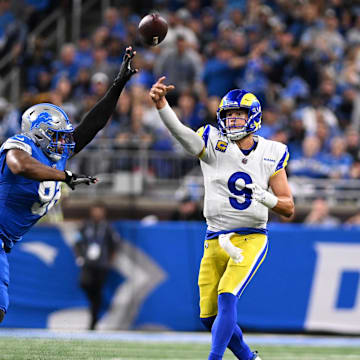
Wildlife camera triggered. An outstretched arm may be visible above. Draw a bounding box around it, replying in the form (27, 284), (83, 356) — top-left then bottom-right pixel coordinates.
(6, 149), (97, 190)
(72, 46), (138, 154)
(150, 77), (204, 157)
(7, 149), (67, 181)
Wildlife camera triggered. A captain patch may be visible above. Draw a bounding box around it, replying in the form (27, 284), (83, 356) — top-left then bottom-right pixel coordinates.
(215, 140), (228, 152)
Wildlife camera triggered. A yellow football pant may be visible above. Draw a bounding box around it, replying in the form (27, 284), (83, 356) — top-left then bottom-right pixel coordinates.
(198, 233), (268, 318)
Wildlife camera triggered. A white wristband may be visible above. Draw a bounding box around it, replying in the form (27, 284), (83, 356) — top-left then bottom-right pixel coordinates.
(262, 191), (278, 209)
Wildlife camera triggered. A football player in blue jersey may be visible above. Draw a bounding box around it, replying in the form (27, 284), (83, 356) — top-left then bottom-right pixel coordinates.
(150, 77), (295, 360)
(0, 47), (137, 324)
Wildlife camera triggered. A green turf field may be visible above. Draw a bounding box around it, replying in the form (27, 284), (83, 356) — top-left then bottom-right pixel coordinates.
(1, 339), (360, 360)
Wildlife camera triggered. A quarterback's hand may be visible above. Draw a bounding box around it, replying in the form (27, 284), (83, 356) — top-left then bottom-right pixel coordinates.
(218, 233), (244, 263)
(114, 46), (138, 85)
(150, 76), (175, 109)
(246, 183), (278, 209)
(64, 170), (97, 190)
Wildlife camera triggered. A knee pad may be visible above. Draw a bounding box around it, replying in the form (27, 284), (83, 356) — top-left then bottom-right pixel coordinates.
(0, 309), (5, 323)
(200, 315), (216, 331)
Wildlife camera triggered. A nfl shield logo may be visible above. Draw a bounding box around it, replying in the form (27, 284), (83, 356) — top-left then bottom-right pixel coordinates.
(242, 158), (248, 164)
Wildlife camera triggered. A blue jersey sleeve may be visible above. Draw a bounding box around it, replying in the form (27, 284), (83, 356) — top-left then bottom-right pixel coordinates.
(0, 134), (33, 156)
(196, 125), (211, 148)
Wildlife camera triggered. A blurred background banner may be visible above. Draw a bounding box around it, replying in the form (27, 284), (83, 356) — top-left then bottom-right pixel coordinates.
(2, 222), (360, 334)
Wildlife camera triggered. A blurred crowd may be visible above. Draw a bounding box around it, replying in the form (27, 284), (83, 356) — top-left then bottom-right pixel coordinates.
(1, 0), (360, 185)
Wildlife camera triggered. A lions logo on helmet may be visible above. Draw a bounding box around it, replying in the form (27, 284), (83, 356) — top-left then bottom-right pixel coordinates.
(217, 90), (262, 141)
(21, 103), (75, 162)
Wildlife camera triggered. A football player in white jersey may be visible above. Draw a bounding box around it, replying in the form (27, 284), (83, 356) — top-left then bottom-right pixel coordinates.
(150, 77), (294, 360)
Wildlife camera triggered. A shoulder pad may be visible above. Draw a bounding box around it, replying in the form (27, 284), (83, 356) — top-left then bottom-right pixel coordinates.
(274, 145), (289, 173)
(1, 134), (33, 155)
(196, 125), (211, 147)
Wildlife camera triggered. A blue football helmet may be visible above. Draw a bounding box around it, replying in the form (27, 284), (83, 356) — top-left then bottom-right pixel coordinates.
(21, 103), (75, 161)
(217, 89), (262, 140)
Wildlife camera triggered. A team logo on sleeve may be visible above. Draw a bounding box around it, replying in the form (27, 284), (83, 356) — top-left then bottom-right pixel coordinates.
(197, 125), (210, 147)
(215, 140), (228, 152)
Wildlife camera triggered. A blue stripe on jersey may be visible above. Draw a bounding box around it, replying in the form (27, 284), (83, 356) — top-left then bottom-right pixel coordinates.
(236, 238), (268, 298)
(206, 227), (268, 240)
(275, 146), (289, 172)
(203, 125), (210, 148)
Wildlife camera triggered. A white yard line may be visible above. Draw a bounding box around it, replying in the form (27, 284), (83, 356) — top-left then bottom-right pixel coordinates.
(0, 329), (360, 348)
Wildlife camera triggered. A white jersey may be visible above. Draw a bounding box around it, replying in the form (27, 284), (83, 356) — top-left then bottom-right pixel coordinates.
(197, 125), (289, 234)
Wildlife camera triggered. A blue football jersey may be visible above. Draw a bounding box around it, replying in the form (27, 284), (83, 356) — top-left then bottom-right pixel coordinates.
(0, 134), (69, 250)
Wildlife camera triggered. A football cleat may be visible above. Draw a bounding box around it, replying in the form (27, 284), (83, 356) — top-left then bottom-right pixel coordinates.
(251, 350), (262, 360)
(217, 89), (262, 141)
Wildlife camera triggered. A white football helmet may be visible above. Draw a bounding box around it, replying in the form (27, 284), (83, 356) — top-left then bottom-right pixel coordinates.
(21, 103), (75, 161)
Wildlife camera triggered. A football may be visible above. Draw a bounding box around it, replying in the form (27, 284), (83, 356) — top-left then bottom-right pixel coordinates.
(138, 13), (168, 46)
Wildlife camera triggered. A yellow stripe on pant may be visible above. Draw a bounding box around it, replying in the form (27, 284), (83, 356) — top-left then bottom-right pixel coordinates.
(198, 233), (268, 318)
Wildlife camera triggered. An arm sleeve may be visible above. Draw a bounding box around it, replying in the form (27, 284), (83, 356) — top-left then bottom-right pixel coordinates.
(158, 103), (204, 156)
(72, 80), (126, 154)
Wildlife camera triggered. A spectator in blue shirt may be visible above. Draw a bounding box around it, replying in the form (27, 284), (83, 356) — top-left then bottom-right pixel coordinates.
(289, 135), (330, 178)
(256, 106), (281, 139)
(324, 136), (353, 179)
(22, 36), (53, 91)
(304, 198), (340, 227)
(107, 36), (124, 67)
(75, 37), (93, 69)
(52, 43), (80, 83)
(202, 44), (242, 98)
(177, 91), (206, 130)
(103, 7), (126, 40)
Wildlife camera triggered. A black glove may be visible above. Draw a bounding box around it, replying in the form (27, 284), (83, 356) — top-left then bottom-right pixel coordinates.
(64, 170), (97, 190)
(113, 46), (138, 86)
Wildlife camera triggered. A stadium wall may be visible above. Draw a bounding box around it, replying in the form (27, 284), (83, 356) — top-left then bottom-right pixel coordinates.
(2, 222), (360, 334)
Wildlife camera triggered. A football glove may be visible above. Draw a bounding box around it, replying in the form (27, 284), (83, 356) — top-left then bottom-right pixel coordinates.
(113, 46), (138, 85)
(245, 183), (278, 209)
(218, 232), (244, 263)
(64, 170), (97, 190)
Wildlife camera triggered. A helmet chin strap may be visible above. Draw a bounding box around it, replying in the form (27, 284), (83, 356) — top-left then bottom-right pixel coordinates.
(227, 125), (256, 141)
(226, 123), (248, 140)
(227, 132), (247, 141)
(48, 152), (62, 162)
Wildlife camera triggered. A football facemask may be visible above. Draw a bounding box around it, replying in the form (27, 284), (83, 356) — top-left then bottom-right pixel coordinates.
(47, 129), (75, 158)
